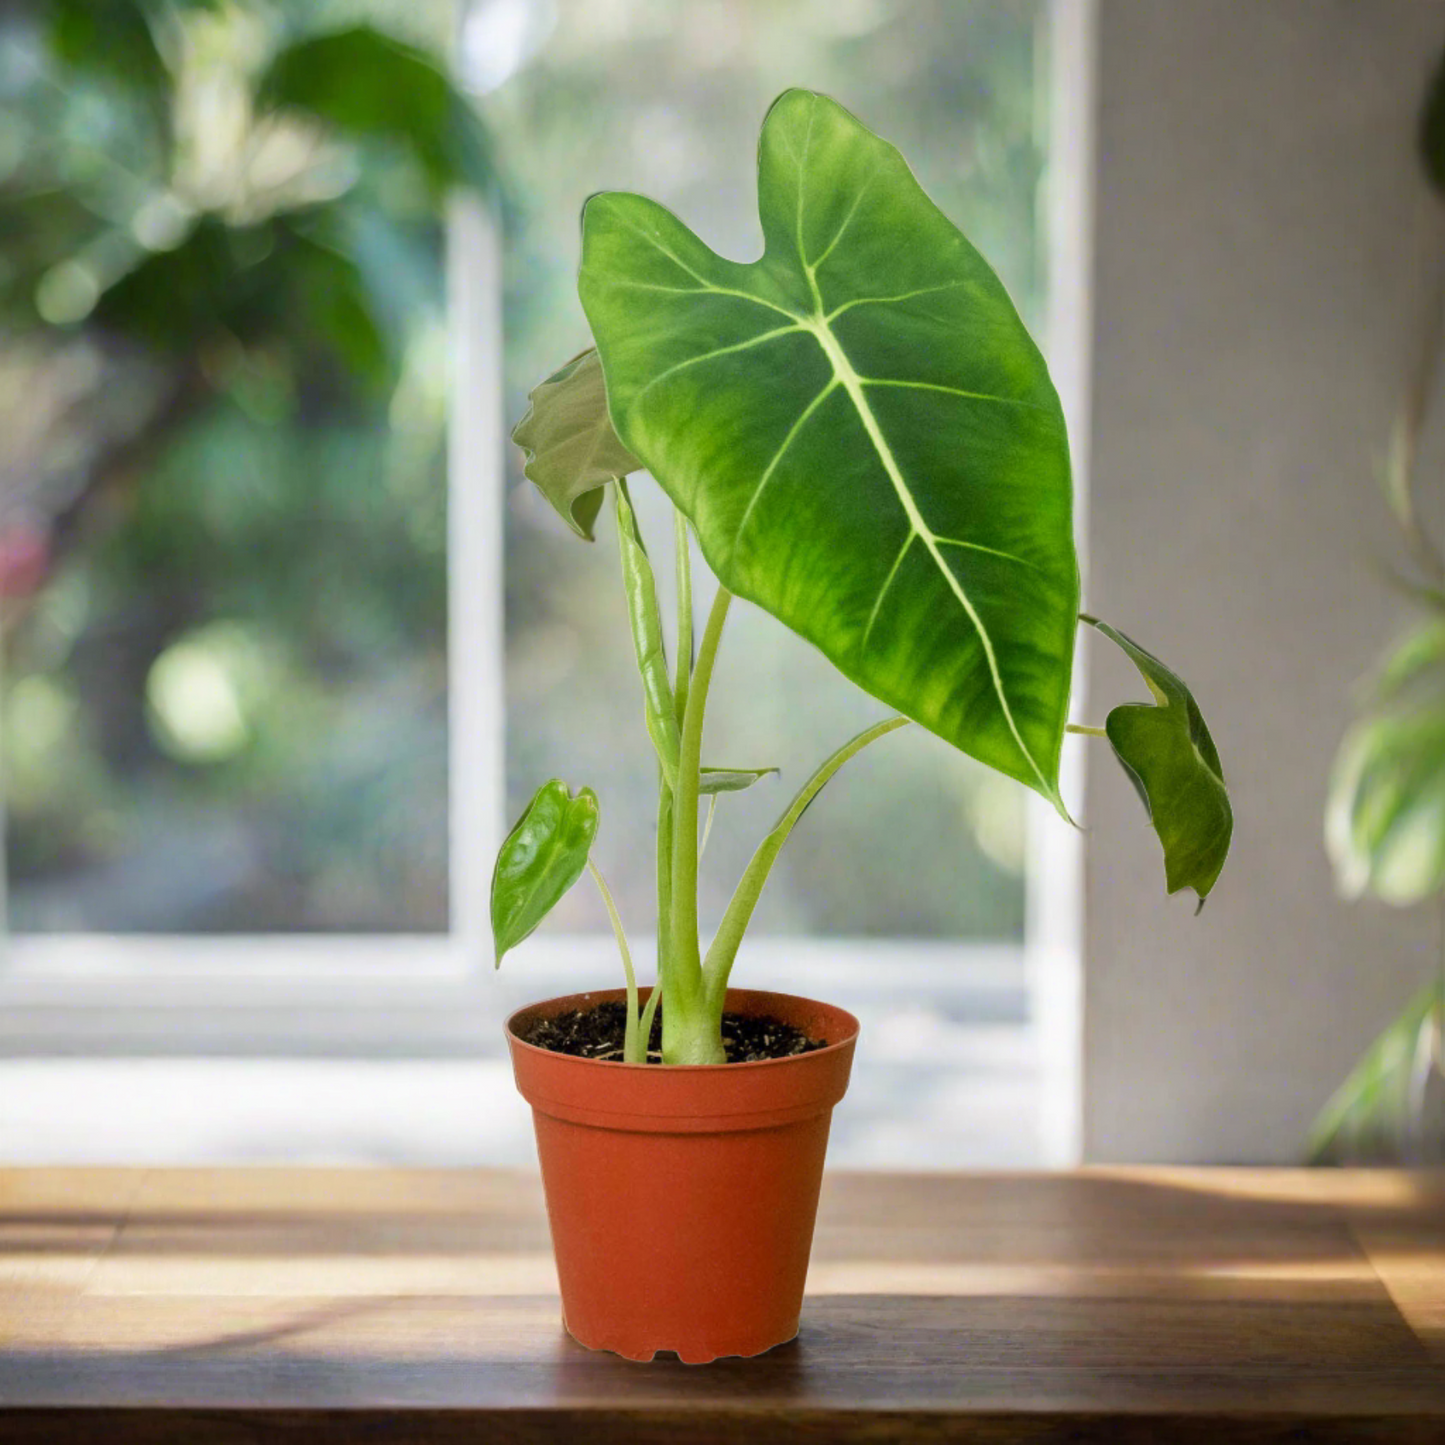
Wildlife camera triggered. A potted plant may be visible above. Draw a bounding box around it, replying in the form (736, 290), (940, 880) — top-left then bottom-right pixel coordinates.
(496, 89), (1233, 1363)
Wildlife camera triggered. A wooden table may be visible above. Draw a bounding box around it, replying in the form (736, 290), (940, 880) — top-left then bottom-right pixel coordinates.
(1, 1168), (1442, 1442)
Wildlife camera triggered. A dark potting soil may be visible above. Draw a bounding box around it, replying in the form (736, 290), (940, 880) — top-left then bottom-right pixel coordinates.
(520, 1000), (826, 1063)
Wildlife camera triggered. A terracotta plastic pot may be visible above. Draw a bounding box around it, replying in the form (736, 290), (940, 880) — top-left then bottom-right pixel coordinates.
(506, 986), (859, 1364)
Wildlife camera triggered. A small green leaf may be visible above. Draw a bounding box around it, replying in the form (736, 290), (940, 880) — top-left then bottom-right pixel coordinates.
(703, 717), (910, 1002)
(491, 779), (599, 966)
(614, 479), (680, 785)
(512, 349), (640, 541)
(699, 766), (779, 794)
(1084, 616), (1232, 905)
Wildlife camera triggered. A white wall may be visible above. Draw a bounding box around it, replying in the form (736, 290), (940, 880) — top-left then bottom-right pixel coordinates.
(1083, 0), (1445, 1161)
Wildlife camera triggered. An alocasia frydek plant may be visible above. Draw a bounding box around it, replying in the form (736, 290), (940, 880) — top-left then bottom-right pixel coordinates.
(493, 91), (1233, 1065)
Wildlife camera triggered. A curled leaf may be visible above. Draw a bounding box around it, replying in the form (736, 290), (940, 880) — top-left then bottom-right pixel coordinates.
(1083, 616), (1232, 905)
(491, 779), (599, 965)
(512, 349), (640, 540)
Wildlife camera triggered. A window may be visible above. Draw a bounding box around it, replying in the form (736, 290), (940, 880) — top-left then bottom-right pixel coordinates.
(0, 0), (1087, 1167)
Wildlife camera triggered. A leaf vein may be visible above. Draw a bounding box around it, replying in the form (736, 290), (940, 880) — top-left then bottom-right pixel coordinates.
(804, 318), (1052, 794)
(796, 98), (818, 270)
(732, 377), (839, 555)
(861, 531), (916, 653)
(861, 377), (1047, 414)
(809, 164), (882, 278)
(826, 279), (971, 321)
(631, 325), (805, 406)
(933, 537), (1042, 573)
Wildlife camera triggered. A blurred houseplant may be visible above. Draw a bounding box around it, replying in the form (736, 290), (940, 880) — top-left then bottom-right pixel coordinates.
(497, 89), (1233, 1362)
(0, 0), (492, 928)
(1318, 46), (1445, 1167)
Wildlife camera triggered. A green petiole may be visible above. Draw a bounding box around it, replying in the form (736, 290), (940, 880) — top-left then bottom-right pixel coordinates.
(703, 715), (910, 1010)
(587, 857), (645, 1064)
(664, 585), (732, 1064)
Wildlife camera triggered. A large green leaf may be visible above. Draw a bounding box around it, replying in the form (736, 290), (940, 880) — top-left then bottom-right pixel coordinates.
(490, 779), (599, 966)
(1085, 617), (1232, 904)
(578, 89), (1077, 806)
(511, 349), (639, 540)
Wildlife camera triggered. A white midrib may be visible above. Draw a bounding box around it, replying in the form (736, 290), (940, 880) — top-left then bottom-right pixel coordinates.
(801, 311), (1051, 797)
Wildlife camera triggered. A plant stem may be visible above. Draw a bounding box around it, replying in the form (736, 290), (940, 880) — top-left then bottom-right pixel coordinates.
(653, 508), (689, 1034)
(703, 715), (909, 1007)
(674, 508), (693, 724)
(665, 585), (732, 1064)
(587, 858), (641, 1063)
(1066, 723), (1108, 738)
(655, 782), (673, 998)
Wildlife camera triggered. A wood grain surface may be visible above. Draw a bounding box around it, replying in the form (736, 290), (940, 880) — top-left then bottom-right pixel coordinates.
(1, 1167), (1442, 1442)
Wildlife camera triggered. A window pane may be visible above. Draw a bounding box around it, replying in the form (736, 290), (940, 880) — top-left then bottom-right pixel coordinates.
(494, 0), (1046, 939)
(0, 2), (457, 932)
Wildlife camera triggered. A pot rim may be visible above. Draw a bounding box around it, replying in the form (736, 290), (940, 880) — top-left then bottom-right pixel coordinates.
(505, 985), (860, 1072)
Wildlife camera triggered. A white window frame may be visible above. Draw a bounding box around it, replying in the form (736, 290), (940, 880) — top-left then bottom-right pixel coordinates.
(0, 0), (1093, 1163)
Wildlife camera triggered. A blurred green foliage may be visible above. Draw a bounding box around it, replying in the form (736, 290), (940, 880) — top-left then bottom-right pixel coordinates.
(2, 0), (1045, 941)
(1316, 38), (1445, 1162)
(1, 0), (480, 929)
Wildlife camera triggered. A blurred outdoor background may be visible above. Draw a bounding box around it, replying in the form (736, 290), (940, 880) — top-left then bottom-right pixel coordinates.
(0, 0), (1052, 1165)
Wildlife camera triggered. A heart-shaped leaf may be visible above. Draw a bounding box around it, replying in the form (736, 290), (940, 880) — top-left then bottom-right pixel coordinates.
(491, 779), (599, 965)
(579, 89), (1078, 808)
(512, 349), (640, 541)
(700, 766), (780, 794)
(1085, 617), (1232, 904)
